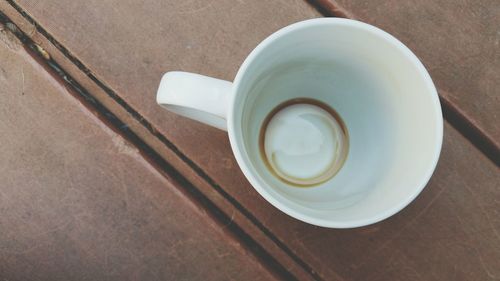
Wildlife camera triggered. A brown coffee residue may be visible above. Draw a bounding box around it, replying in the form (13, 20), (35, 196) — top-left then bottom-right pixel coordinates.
(259, 98), (349, 188)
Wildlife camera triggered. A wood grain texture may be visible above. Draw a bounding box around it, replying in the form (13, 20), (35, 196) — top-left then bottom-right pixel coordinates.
(317, 0), (500, 152)
(4, 0), (500, 280)
(0, 25), (275, 281)
(0, 2), (322, 279)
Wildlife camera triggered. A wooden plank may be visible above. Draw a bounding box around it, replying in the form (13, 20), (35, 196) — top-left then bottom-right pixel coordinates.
(0, 3), (320, 280)
(5, 1), (500, 280)
(316, 0), (500, 152)
(0, 1), (325, 279)
(0, 25), (276, 281)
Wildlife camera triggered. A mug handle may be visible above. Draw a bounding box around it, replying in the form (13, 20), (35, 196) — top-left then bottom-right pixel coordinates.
(156, 71), (232, 131)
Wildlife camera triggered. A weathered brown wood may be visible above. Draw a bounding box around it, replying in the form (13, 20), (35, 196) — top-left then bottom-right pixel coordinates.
(315, 0), (500, 155)
(0, 1), (324, 280)
(0, 25), (276, 281)
(0, 2), (321, 280)
(3, 0), (500, 280)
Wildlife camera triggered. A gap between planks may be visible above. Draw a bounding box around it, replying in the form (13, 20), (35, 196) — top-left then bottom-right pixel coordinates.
(0, 5), (325, 281)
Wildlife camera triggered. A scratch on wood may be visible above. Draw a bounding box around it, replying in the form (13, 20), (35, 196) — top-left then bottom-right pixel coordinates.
(476, 247), (497, 279)
(27, 22), (36, 37)
(0, 23), (21, 50)
(354, 184), (448, 269)
(222, 211), (236, 229)
(119, 165), (130, 210)
(452, 207), (499, 279)
(20, 65), (24, 95)
(0, 64), (6, 81)
(33, 219), (73, 238)
(111, 134), (138, 157)
(177, 1), (214, 14)
(463, 181), (500, 242)
(1, 240), (46, 255)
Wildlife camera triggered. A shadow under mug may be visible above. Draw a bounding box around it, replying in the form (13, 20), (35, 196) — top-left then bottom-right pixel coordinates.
(157, 18), (443, 228)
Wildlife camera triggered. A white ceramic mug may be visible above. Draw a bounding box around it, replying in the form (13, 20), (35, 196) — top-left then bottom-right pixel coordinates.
(157, 18), (443, 228)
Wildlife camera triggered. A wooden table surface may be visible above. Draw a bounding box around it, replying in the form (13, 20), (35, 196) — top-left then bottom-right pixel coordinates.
(0, 0), (498, 280)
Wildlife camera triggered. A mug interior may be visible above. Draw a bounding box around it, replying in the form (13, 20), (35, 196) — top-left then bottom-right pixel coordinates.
(229, 19), (442, 228)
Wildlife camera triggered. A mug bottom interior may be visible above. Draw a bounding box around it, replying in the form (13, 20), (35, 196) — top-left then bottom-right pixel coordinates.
(259, 97), (349, 187)
(230, 19), (442, 226)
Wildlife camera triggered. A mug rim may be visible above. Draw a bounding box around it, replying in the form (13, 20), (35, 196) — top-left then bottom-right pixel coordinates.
(227, 18), (443, 228)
